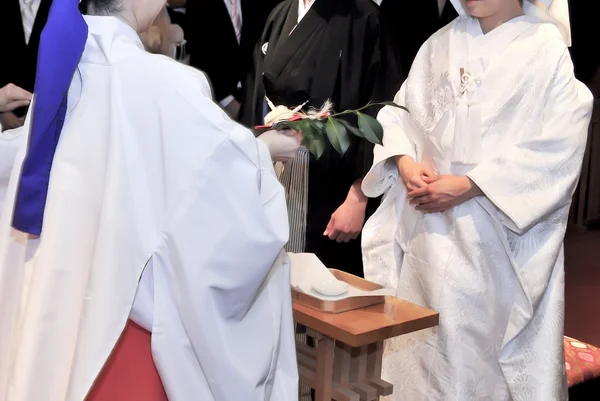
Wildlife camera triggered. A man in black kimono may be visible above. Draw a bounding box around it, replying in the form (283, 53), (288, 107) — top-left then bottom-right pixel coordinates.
(240, 0), (401, 278)
(378, 0), (458, 78)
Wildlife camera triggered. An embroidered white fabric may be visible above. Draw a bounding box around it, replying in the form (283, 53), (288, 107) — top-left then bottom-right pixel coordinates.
(362, 15), (593, 401)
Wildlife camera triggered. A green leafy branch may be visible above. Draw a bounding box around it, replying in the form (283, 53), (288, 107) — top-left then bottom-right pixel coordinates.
(284, 101), (408, 159)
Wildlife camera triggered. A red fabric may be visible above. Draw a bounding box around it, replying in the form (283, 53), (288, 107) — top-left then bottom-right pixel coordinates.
(564, 336), (600, 387)
(86, 320), (168, 401)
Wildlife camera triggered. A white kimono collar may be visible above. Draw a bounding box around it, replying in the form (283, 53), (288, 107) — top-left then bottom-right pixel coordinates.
(81, 16), (145, 64)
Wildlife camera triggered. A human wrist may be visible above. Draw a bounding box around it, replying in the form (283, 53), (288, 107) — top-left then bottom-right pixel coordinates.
(395, 154), (415, 170)
(346, 179), (368, 207)
(464, 177), (483, 199)
(394, 154), (414, 164)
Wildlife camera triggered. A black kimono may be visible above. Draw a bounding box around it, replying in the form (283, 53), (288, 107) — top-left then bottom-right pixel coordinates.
(240, 0), (401, 277)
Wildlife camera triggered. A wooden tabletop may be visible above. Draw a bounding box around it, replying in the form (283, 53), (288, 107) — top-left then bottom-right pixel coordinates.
(293, 296), (439, 348)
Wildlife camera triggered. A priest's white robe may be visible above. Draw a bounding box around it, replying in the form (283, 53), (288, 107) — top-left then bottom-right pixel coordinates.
(0, 16), (298, 401)
(361, 15), (593, 401)
(0, 127), (24, 213)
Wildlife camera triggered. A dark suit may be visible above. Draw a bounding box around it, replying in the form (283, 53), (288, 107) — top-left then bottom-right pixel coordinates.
(184, 0), (282, 104)
(379, 0), (458, 79)
(0, 0), (53, 92)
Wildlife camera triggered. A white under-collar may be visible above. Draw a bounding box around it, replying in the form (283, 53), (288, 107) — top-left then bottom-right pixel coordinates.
(298, 0), (316, 23)
(438, 0), (447, 16)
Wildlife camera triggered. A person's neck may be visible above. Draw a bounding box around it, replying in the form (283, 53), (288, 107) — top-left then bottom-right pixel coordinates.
(478, 4), (524, 34)
(303, 0), (311, 7)
(112, 9), (152, 34)
(87, 9), (146, 34)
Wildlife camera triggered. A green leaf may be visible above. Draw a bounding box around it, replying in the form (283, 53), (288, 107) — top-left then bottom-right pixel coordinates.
(288, 119), (326, 159)
(288, 119), (315, 139)
(286, 120), (299, 131)
(374, 101), (409, 113)
(303, 137), (327, 160)
(298, 119), (315, 135)
(357, 112), (383, 145)
(337, 118), (364, 139)
(325, 117), (350, 156)
(307, 119), (325, 135)
(286, 120), (301, 132)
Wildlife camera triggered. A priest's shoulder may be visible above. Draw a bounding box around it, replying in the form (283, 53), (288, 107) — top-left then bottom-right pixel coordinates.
(113, 52), (262, 164)
(127, 52), (212, 98)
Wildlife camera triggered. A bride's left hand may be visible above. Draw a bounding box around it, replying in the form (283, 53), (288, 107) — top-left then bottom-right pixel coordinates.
(407, 175), (482, 213)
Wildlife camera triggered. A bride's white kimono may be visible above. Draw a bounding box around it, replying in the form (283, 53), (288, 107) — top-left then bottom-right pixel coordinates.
(0, 16), (297, 401)
(361, 8), (594, 401)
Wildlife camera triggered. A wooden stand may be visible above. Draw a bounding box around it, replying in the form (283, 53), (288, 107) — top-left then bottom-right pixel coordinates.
(294, 295), (438, 401)
(292, 270), (386, 314)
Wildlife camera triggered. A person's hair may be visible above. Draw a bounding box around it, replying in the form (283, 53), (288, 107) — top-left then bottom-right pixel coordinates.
(80, 0), (122, 15)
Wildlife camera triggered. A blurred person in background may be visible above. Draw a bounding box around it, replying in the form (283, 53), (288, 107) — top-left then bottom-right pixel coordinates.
(0, 0), (52, 129)
(184, 0), (282, 119)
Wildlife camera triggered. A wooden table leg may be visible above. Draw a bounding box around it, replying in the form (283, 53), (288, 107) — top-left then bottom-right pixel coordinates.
(333, 342), (352, 385)
(366, 341), (383, 376)
(314, 336), (335, 401)
(349, 345), (377, 401)
(365, 341), (392, 398)
(296, 329), (391, 401)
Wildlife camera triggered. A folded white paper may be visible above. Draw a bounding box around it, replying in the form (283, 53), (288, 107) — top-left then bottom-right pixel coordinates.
(288, 252), (396, 301)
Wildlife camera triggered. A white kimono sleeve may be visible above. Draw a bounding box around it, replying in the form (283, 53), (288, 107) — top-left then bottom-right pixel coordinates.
(467, 49), (594, 234)
(362, 84), (417, 198)
(150, 124), (296, 400)
(0, 126), (27, 217)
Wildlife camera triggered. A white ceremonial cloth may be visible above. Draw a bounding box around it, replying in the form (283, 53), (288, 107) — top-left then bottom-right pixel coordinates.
(0, 16), (297, 401)
(361, 15), (593, 401)
(0, 127), (25, 213)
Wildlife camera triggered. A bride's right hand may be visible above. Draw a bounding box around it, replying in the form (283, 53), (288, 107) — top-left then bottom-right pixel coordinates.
(395, 155), (437, 191)
(258, 129), (303, 162)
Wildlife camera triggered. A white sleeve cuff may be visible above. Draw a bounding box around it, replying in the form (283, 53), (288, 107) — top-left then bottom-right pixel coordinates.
(219, 95), (235, 108)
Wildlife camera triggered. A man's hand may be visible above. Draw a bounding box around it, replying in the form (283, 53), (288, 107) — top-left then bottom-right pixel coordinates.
(0, 112), (25, 131)
(0, 84), (32, 113)
(159, 23), (185, 59)
(407, 175), (483, 214)
(324, 180), (368, 243)
(258, 129), (302, 162)
(224, 99), (241, 120)
(395, 155), (437, 191)
(139, 25), (163, 53)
